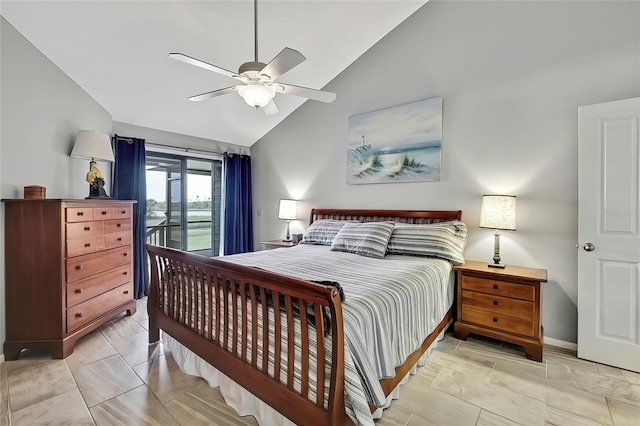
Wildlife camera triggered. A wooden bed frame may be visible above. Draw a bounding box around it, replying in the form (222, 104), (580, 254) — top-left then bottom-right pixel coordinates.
(147, 208), (462, 425)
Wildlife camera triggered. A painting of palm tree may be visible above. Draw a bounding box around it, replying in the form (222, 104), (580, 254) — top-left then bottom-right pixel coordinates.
(347, 97), (442, 184)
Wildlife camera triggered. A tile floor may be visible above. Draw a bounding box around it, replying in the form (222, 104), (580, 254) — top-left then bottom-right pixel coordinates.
(1, 298), (639, 425)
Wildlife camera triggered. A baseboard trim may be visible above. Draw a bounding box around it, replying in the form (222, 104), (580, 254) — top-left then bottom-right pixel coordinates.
(543, 337), (577, 351)
(0, 354), (4, 364)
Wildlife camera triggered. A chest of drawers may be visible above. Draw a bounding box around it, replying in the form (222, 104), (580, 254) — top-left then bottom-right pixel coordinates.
(2, 199), (137, 360)
(453, 261), (547, 361)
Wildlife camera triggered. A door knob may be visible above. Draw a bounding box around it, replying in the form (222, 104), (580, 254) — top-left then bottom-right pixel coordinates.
(583, 243), (595, 252)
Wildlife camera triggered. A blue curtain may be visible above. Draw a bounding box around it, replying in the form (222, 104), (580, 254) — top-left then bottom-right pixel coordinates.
(112, 134), (149, 299)
(224, 153), (253, 255)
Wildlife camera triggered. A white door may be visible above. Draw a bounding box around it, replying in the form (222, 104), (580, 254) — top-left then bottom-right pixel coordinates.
(578, 97), (640, 372)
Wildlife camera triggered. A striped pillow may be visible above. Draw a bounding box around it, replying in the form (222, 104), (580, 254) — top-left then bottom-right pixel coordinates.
(330, 222), (396, 258)
(300, 219), (359, 246)
(386, 221), (467, 265)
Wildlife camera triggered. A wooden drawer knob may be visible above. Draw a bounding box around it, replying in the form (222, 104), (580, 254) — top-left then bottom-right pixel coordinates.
(124, 290), (129, 294)
(124, 252), (129, 257)
(101, 211), (107, 215)
(493, 284), (498, 290)
(84, 226), (91, 231)
(123, 271), (128, 275)
(492, 317), (498, 323)
(77, 212), (84, 216)
(75, 265), (84, 270)
(117, 237), (123, 241)
(121, 210), (126, 214)
(117, 223), (122, 228)
(75, 289), (83, 294)
(75, 312), (83, 318)
(84, 243), (91, 247)
(493, 300), (498, 306)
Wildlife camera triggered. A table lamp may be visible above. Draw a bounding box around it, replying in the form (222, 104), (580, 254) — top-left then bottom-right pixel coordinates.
(479, 194), (516, 268)
(70, 131), (115, 198)
(278, 199), (298, 242)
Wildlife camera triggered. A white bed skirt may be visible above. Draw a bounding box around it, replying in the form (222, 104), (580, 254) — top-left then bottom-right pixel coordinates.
(162, 322), (450, 426)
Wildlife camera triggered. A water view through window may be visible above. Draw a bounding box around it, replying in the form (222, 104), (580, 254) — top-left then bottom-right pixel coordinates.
(146, 153), (222, 256)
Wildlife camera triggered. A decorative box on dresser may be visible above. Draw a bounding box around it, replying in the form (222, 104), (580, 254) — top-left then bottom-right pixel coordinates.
(453, 260), (547, 362)
(2, 199), (137, 360)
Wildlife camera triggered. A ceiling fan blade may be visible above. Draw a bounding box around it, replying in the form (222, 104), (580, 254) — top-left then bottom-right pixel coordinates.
(188, 86), (238, 102)
(259, 48), (306, 81)
(277, 83), (336, 103)
(169, 53), (238, 80)
(262, 99), (279, 115)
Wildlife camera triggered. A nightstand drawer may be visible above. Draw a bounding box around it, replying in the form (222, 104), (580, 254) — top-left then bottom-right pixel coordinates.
(462, 290), (534, 320)
(462, 306), (535, 337)
(461, 275), (534, 301)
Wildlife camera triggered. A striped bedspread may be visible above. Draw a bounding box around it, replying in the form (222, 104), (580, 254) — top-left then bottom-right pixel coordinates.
(219, 244), (455, 425)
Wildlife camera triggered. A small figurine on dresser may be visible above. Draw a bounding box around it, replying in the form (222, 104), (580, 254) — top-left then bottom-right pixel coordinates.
(86, 161), (109, 198)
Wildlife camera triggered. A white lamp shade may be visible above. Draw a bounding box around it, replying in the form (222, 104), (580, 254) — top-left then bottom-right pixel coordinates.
(70, 130), (115, 162)
(479, 195), (516, 231)
(278, 199), (298, 220)
(238, 84), (276, 108)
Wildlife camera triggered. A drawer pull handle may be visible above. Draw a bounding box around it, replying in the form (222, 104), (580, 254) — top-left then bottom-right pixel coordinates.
(77, 212), (84, 216)
(101, 211), (107, 215)
(493, 300), (498, 306)
(124, 252), (129, 257)
(84, 226), (91, 231)
(493, 284), (498, 290)
(75, 265), (84, 271)
(123, 271), (129, 275)
(124, 290), (129, 294)
(117, 223), (122, 228)
(121, 210), (126, 214)
(75, 313), (83, 318)
(492, 317), (498, 323)
(117, 237), (123, 241)
(84, 243), (91, 247)
(75, 289), (83, 294)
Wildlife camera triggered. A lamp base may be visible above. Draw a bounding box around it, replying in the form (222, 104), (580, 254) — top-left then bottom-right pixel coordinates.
(85, 195), (112, 199)
(488, 263), (506, 269)
(282, 239), (292, 243)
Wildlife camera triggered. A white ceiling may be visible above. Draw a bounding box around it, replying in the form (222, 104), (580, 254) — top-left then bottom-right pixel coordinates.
(1, 1), (426, 147)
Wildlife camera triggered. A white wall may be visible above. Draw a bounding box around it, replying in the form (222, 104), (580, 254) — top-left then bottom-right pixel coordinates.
(113, 121), (249, 156)
(0, 17), (112, 356)
(250, 1), (640, 343)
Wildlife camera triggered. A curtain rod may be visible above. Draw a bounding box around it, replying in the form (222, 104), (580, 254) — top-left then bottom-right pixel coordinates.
(145, 141), (248, 156)
(114, 135), (248, 156)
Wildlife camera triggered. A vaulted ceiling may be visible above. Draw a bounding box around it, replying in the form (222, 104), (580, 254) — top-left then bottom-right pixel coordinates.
(1, 1), (426, 146)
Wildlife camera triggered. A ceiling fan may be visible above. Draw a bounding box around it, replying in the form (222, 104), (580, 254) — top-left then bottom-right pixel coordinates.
(169, 0), (336, 115)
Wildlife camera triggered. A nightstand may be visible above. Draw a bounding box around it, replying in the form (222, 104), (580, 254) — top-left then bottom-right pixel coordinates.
(453, 260), (547, 361)
(261, 239), (295, 250)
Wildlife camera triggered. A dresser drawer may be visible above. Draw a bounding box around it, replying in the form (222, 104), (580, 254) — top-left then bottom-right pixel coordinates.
(67, 282), (133, 333)
(462, 306), (535, 337)
(66, 221), (104, 240)
(105, 231), (131, 249)
(67, 235), (105, 258)
(114, 207), (132, 219)
(66, 208), (94, 223)
(462, 290), (534, 320)
(104, 218), (132, 234)
(66, 264), (132, 307)
(66, 245), (132, 283)
(93, 207), (113, 220)
(461, 275), (534, 301)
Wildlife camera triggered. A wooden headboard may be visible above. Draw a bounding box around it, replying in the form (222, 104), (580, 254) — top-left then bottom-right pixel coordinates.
(310, 208), (462, 225)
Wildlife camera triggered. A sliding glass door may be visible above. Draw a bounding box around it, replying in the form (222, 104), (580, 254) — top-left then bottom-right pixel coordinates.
(145, 152), (222, 257)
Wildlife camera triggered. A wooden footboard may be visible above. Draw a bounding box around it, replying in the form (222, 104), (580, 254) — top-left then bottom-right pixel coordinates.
(147, 244), (351, 426)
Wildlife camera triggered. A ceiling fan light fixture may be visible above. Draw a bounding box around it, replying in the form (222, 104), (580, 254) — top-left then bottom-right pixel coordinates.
(238, 84), (275, 108)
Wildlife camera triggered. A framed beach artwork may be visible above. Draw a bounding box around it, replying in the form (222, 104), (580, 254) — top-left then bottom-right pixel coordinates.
(347, 97), (442, 184)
